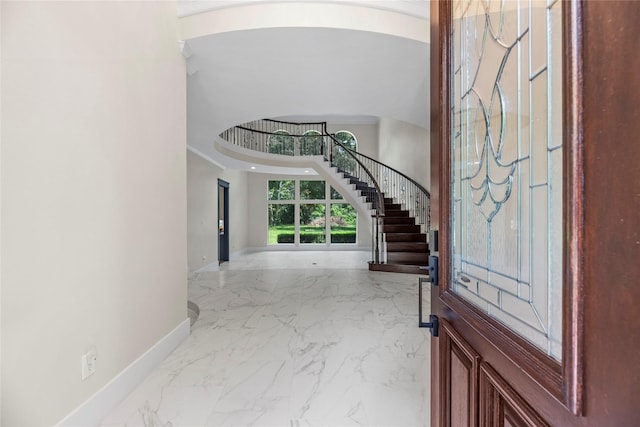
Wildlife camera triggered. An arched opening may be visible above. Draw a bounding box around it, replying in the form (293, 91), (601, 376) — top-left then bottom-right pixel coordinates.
(267, 129), (295, 155)
(332, 130), (357, 172)
(299, 129), (324, 156)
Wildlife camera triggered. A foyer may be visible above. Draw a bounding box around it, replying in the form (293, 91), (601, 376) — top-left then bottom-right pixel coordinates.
(100, 251), (430, 426)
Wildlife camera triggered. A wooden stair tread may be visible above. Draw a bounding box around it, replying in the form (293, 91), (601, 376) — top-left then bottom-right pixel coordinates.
(368, 262), (428, 275)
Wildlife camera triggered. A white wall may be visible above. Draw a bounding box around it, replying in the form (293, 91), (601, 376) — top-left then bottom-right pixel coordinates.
(377, 118), (430, 191)
(1, 2), (186, 425)
(187, 150), (249, 271)
(223, 168), (250, 256)
(247, 172), (269, 247)
(187, 151), (223, 271)
(0, 3), (3, 419)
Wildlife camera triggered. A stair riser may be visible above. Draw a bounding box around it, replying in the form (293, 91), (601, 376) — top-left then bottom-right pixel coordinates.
(386, 253), (430, 263)
(384, 204), (402, 210)
(384, 210), (410, 217)
(386, 243), (428, 252)
(383, 225), (421, 233)
(383, 217), (415, 225)
(355, 185), (372, 190)
(385, 233), (427, 242)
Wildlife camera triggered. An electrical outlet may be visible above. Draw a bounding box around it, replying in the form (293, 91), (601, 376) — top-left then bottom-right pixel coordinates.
(81, 349), (97, 380)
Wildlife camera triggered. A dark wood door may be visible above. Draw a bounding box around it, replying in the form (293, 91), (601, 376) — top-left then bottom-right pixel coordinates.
(430, 1), (640, 426)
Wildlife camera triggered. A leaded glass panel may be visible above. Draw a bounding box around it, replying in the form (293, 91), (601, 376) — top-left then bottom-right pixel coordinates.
(450, 0), (563, 360)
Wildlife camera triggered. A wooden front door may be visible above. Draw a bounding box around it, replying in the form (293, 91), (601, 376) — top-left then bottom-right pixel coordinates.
(430, 1), (640, 426)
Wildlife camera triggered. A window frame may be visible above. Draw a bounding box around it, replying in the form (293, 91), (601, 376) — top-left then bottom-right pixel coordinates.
(266, 179), (358, 247)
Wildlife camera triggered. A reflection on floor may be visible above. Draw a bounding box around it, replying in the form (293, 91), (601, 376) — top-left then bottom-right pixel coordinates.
(100, 250), (430, 427)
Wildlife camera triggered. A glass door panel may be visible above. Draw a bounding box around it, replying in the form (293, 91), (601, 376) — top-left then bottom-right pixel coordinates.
(450, 0), (563, 360)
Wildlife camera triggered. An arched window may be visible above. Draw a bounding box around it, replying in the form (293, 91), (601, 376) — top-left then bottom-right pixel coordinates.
(334, 130), (357, 151)
(332, 130), (357, 172)
(299, 130), (324, 156)
(267, 130), (294, 156)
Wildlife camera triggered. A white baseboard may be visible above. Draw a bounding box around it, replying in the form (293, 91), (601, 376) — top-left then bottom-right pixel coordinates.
(56, 318), (190, 427)
(194, 261), (219, 273)
(191, 248), (255, 274)
(230, 247), (253, 258)
(259, 245), (371, 252)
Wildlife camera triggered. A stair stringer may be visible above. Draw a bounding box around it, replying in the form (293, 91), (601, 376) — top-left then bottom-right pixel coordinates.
(310, 160), (375, 234)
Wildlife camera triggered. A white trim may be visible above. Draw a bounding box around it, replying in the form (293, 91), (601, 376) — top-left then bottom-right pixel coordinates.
(191, 249), (255, 274)
(187, 144), (227, 169)
(224, 246), (371, 253)
(230, 247), (253, 258)
(194, 261), (220, 273)
(178, 1), (430, 21)
(179, 2), (428, 44)
(261, 245), (370, 252)
(56, 319), (190, 427)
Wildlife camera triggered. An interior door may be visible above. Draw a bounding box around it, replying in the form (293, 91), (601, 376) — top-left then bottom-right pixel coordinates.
(430, 1), (640, 426)
(218, 179), (229, 263)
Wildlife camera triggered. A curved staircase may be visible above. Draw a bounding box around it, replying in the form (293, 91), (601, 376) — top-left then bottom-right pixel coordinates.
(340, 174), (430, 274)
(219, 118), (431, 274)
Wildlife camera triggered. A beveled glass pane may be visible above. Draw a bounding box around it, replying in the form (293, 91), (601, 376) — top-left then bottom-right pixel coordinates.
(450, 0), (563, 360)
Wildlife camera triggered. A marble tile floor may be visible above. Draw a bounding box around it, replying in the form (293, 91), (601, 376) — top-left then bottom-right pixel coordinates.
(100, 250), (431, 427)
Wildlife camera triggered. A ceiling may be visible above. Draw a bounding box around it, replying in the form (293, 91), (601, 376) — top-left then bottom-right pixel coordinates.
(181, 1), (430, 172)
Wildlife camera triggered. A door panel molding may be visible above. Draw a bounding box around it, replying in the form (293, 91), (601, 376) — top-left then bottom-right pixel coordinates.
(440, 319), (480, 427)
(479, 362), (550, 427)
(436, 0), (584, 415)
